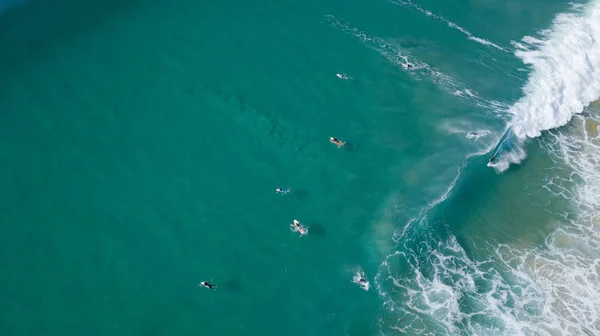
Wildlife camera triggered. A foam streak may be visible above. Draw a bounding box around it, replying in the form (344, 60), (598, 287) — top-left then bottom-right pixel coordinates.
(388, 0), (506, 51)
(323, 15), (506, 112)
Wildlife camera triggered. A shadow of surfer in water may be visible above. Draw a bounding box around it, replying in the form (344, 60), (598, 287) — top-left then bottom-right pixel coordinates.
(307, 222), (326, 237)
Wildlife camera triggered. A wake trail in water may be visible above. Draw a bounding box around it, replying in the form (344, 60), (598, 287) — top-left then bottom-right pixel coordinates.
(323, 15), (506, 113)
(387, 0), (507, 52)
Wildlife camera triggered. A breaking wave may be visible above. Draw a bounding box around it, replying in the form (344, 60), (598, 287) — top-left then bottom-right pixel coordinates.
(375, 2), (600, 335)
(510, 1), (600, 139)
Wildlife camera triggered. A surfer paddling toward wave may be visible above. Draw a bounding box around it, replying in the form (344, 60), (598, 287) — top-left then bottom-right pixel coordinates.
(275, 188), (290, 194)
(290, 219), (308, 236)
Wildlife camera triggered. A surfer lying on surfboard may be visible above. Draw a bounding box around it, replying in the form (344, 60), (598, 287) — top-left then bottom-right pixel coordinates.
(329, 137), (345, 148)
(290, 219), (308, 236)
(336, 73), (355, 80)
(199, 281), (217, 290)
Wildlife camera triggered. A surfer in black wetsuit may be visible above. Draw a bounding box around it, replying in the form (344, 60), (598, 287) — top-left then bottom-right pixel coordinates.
(329, 137), (345, 147)
(488, 155), (496, 164)
(200, 281), (217, 290)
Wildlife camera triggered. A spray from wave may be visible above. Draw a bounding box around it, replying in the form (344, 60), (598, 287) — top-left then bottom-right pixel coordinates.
(488, 0), (600, 171)
(510, 1), (600, 138)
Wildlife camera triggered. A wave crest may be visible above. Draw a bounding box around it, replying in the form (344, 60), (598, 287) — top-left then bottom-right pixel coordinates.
(510, 1), (600, 139)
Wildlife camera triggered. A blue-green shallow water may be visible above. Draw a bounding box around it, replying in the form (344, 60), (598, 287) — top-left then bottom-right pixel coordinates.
(0, 0), (594, 335)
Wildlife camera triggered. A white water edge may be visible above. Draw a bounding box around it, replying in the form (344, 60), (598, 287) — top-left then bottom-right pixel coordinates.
(376, 2), (600, 335)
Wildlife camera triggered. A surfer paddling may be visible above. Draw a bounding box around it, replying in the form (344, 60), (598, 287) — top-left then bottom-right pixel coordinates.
(199, 281), (217, 290)
(276, 188), (289, 194)
(329, 137), (345, 148)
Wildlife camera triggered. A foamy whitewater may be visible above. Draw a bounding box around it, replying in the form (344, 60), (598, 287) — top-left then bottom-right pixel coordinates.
(511, 1), (600, 139)
(375, 1), (600, 335)
(494, 1), (600, 171)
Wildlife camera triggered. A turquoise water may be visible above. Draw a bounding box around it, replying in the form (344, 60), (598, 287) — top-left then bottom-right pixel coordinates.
(1, 0), (600, 335)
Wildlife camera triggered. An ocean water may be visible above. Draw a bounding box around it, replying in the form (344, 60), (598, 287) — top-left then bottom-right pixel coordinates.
(1, 0), (600, 335)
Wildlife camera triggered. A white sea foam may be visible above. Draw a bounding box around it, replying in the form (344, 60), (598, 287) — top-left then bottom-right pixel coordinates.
(377, 216), (600, 335)
(509, 1), (600, 139)
(465, 130), (490, 140)
(488, 1), (600, 171)
(375, 3), (600, 334)
(492, 116), (600, 333)
(489, 138), (527, 173)
(387, 0), (506, 52)
(377, 121), (600, 333)
(391, 165), (463, 244)
(352, 267), (371, 291)
(452, 89), (477, 98)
